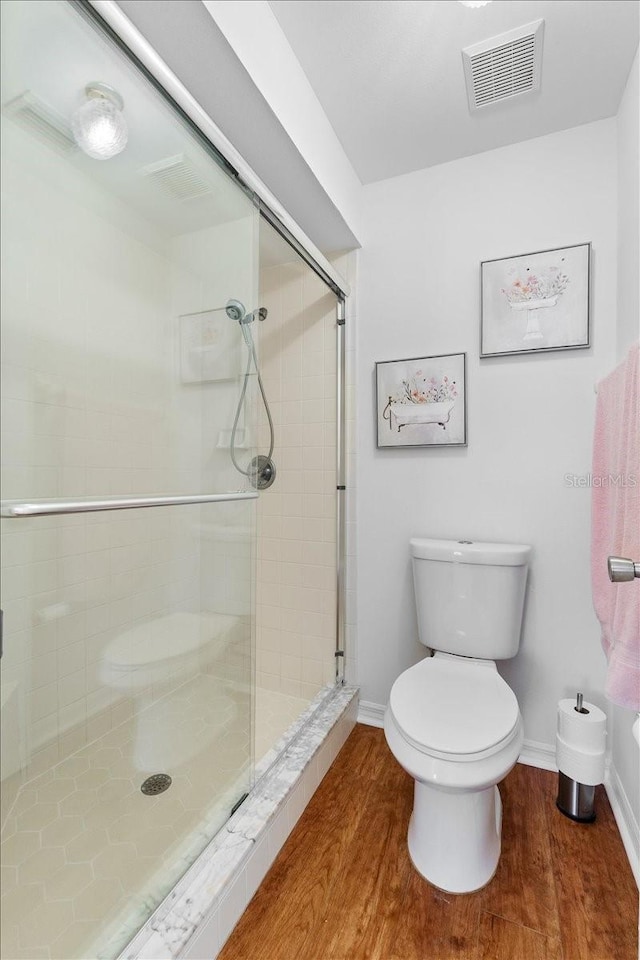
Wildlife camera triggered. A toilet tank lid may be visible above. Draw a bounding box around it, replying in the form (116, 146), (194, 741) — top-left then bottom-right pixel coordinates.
(410, 538), (531, 566)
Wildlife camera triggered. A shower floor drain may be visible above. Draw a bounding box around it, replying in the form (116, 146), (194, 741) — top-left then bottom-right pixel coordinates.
(141, 773), (172, 796)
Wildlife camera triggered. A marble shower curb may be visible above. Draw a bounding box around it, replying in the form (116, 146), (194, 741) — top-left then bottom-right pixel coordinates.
(116, 683), (359, 960)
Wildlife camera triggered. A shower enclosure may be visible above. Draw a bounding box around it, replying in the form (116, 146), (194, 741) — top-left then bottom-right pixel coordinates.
(0, 2), (347, 958)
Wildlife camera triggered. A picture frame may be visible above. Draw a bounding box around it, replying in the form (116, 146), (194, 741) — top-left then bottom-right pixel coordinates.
(376, 353), (467, 448)
(480, 242), (591, 358)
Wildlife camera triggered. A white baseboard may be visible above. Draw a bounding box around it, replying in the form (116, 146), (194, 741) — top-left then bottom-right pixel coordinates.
(518, 740), (639, 888)
(357, 700), (385, 728)
(518, 738), (558, 772)
(605, 762), (640, 889)
(357, 706), (560, 770)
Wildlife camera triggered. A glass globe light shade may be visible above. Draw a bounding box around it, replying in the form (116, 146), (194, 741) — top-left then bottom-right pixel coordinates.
(72, 83), (128, 160)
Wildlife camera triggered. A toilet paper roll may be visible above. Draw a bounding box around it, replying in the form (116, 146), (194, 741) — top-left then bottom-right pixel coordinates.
(557, 698), (607, 753)
(556, 733), (606, 785)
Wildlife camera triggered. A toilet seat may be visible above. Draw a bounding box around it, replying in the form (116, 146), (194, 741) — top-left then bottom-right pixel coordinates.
(101, 612), (242, 692)
(389, 656), (519, 762)
(104, 611), (239, 673)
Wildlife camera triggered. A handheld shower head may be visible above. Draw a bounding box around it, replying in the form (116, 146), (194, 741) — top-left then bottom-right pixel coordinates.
(226, 296), (276, 489)
(226, 299), (268, 325)
(225, 299), (246, 322)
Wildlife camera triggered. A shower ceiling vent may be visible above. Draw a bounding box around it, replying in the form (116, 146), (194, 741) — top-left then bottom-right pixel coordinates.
(3, 91), (77, 153)
(140, 154), (213, 201)
(462, 19), (544, 111)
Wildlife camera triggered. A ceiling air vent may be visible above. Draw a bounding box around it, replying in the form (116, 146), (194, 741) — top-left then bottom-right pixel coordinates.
(3, 91), (76, 153)
(140, 154), (213, 201)
(462, 19), (544, 111)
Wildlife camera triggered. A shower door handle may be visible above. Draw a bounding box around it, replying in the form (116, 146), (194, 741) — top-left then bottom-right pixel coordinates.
(1, 491), (258, 518)
(607, 556), (640, 582)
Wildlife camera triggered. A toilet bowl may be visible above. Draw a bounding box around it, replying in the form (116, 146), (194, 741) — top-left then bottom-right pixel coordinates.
(101, 611), (244, 771)
(385, 654), (523, 892)
(101, 611), (242, 692)
(384, 538), (530, 894)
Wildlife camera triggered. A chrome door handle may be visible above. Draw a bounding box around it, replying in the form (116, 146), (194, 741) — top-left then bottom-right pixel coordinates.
(607, 556), (640, 582)
(1, 491), (257, 518)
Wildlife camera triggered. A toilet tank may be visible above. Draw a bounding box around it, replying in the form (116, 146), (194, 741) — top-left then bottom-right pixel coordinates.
(410, 538), (531, 660)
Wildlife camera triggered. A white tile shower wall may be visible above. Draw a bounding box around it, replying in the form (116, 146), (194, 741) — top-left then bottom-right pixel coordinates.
(0, 121), (256, 808)
(255, 258), (339, 699)
(170, 220), (258, 688)
(1, 125), (177, 788)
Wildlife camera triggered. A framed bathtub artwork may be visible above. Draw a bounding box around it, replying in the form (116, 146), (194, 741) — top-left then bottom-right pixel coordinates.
(480, 242), (591, 358)
(376, 353), (467, 448)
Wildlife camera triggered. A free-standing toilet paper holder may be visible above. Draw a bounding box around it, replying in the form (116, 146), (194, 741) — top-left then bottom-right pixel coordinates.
(556, 692), (598, 823)
(557, 555), (639, 820)
(557, 773), (596, 823)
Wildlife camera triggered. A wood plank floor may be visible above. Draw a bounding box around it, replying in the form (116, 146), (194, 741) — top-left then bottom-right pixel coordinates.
(219, 725), (638, 960)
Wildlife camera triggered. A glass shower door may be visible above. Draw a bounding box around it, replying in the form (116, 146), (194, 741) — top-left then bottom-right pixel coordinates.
(254, 219), (340, 758)
(0, 2), (258, 957)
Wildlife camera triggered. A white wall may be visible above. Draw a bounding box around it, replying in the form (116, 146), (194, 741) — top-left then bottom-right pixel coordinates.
(616, 46), (640, 358)
(202, 0), (363, 245)
(610, 44), (640, 873)
(356, 120), (617, 748)
(116, 0), (360, 254)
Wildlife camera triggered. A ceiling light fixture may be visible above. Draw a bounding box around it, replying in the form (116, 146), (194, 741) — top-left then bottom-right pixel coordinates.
(459, 1), (492, 8)
(71, 82), (128, 160)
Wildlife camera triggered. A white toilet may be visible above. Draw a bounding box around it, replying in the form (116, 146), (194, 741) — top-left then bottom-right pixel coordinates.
(384, 537), (530, 894)
(101, 611), (244, 771)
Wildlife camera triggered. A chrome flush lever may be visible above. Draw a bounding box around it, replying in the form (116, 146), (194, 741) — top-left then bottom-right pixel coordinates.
(607, 556), (640, 582)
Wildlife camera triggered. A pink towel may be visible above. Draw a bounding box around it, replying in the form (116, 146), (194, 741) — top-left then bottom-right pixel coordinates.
(591, 342), (640, 710)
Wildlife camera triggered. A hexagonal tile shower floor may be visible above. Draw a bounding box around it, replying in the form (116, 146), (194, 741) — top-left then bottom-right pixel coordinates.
(0, 681), (311, 960)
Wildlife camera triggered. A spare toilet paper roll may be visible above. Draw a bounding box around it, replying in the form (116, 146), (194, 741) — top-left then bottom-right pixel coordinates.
(556, 734), (606, 785)
(556, 698), (607, 786)
(557, 698), (607, 752)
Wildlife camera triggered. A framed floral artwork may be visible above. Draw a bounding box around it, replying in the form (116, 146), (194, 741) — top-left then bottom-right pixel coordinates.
(376, 353), (467, 448)
(480, 242), (591, 357)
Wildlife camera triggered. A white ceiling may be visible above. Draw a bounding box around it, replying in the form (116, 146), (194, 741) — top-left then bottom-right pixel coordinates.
(2, 0), (257, 242)
(268, 0), (639, 184)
